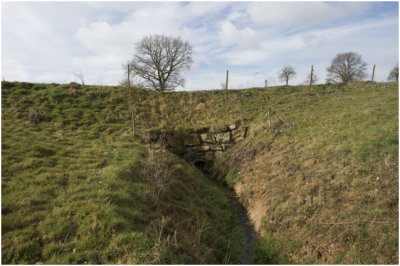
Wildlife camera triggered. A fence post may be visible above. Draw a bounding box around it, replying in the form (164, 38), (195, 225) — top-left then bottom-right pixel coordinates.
(225, 70), (229, 91)
(309, 65), (313, 87)
(265, 79), (268, 88)
(371, 64), (376, 82)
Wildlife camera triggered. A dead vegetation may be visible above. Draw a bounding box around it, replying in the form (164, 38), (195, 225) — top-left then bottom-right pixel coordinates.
(140, 145), (173, 209)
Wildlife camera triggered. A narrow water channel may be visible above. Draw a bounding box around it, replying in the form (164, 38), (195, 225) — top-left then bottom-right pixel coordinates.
(218, 183), (257, 264)
(199, 165), (257, 264)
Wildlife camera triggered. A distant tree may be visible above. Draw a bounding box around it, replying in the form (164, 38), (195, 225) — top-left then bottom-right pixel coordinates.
(278, 65), (296, 85)
(72, 70), (85, 86)
(387, 64), (399, 82)
(129, 34), (193, 91)
(326, 52), (367, 84)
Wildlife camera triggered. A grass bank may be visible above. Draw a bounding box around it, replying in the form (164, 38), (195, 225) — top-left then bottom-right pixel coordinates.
(215, 82), (398, 264)
(1, 81), (244, 264)
(1, 81), (398, 264)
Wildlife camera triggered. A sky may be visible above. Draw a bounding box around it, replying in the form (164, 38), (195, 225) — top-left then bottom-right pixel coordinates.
(1, 1), (399, 91)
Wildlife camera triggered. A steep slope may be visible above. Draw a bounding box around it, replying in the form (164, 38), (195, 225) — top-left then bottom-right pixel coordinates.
(216, 82), (398, 264)
(1, 82), (244, 264)
(2, 81), (398, 264)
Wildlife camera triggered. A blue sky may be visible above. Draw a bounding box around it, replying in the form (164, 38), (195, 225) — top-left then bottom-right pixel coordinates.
(2, 1), (399, 90)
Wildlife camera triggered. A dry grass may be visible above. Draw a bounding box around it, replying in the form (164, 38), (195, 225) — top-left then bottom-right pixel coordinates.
(217, 82), (398, 264)
(2, 80), (397, 264)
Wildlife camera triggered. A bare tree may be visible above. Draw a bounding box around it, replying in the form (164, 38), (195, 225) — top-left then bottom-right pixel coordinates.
(388, 64), (399, 82)
(129, 35), (193, 92)
(73, 70), (85, 86)
(279, 65), (296, 85)
(326, 52), (367, 84)
(119, 77), (129, 87)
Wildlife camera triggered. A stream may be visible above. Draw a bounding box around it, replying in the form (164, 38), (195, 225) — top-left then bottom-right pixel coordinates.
(179, 154), (257, 263)
(218, 183), (257, 264)
(197, 164), (257, 264)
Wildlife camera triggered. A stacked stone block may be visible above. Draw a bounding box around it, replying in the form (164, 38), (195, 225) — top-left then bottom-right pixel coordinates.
(143, 121), (249, 165)
(183, 122), (248, 163)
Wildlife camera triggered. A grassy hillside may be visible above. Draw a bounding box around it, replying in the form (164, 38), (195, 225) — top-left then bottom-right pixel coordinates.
(1, 82), (244, 264)
(215, 82), (399, 264)
(1, 81), (398, 264)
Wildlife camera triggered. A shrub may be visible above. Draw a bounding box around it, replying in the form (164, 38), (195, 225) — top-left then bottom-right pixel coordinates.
(139, 147), (173, 207)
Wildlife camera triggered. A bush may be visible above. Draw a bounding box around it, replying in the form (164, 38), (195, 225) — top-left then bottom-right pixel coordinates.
(139, 147), (173, 207)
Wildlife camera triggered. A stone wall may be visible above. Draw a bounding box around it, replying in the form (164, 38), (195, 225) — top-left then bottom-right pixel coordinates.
(182, 122), (249, 164)
(143, 120), (249, 165)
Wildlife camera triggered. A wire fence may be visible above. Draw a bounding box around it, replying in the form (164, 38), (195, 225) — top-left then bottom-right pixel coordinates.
(2, 62), (331, 89)
(2, 60), (391, 88)
(2, 68), (273, 89)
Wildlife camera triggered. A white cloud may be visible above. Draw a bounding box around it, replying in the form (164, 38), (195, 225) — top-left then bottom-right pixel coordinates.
(216, 14), (398, 86)
(219, 21), (260, 49)
(72, 1), (229, 82)
(75, 21), (136, 55)
(1, 2), (397, 88)
(247, 2), (371, 27)
(74, 1), (230, 53)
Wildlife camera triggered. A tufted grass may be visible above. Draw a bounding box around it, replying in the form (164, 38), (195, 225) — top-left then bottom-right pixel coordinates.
(217, 82), (398, 264)
(2, 81), (398, 264)
(1, 81), (244, 264)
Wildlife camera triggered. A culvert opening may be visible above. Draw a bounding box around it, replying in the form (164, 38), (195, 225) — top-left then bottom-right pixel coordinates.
(143, 125), (256, 263)
(194, 160), (205, 170)
(193, 160), (215, 175)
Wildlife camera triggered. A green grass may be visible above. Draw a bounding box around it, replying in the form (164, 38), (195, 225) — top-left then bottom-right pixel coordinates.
(217, 82), (398, 264)
(251, 234), (291, 264)
(1, 81), (244, 264)
(2, 81), (398, 264)
(225, 169), (242, 188)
